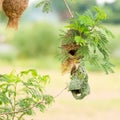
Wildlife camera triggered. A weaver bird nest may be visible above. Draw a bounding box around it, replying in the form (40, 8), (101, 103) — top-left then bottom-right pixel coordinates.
(2, 0), (29, 29)
(61, 29), (90, 100)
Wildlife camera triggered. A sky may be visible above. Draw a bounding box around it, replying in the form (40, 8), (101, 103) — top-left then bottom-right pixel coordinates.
(96, 0), (115, 4)
(29, 0), (116, 5)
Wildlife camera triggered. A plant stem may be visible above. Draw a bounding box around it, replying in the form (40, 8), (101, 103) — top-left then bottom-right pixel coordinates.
(54, 86), (68, 98)
(12, 84), (17, 120)
(0, 99), (44, 116)
(18, 112), (25, 120)
(63, 0), (74, 18)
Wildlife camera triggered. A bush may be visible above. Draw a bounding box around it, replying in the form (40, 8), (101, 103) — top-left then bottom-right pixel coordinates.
(11, 22), (59, 58)
(0, 69), (54, 120)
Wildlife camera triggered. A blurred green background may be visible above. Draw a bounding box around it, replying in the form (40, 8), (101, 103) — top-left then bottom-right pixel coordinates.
(0, 0), (120, 69)
(0, 0), (120, 120)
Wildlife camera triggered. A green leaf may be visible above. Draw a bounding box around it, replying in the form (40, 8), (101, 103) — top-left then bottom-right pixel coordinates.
(43, 95), (54, 105)
(101, 61), (114, 74)
(94, 6), (107, 20)
(79, 15), (95, 26)
(0, 75), (9, 85)
(0, 93), (10, 104)
(37, 104), (46, 112)
(75, 36), (86, 46)
(20, 69), (38, 77)
(40, 75), (50, 85)
(100, 26), (114, 38)
(18, 98), (32, 108)
(89, 54), (100, 66)
(26, 109), (33, 115)
(36, 0), (52, 13)
(36, 1), (45, 8)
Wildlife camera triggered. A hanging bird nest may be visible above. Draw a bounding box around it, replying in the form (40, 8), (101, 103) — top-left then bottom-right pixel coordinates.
(60, 28), (90, 99)
(2, 0), (29, 29)
(61, 29), (82, 74)
(60, 6), (114, 100)
(61, 57), (79, 74)
(68, 64), (90, 100)
(61, 42), (80, 74)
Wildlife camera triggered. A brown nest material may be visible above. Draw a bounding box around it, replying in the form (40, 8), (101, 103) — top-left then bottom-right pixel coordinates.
(0, 0), (3, 10)
(61, 43), (81, 74)
(2, 0), (29, 30)
(62, 42), (80, 51)
(61, 57), (79, 74)
(62, 43), (80, 56)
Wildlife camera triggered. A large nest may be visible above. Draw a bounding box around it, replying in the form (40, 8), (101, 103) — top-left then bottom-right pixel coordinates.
(2, 0), (29, 29)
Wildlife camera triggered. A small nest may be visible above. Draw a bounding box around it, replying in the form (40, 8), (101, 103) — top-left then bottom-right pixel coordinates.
(61, 29), (81, 74)
(61, 57), (79, 74)
(2, 0), (29, 29)
(61, 42), (80, 74)
(68, 64), (90, 100)
(62, 42), (80, 55)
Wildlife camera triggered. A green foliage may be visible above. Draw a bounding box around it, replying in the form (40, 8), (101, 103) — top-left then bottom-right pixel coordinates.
(0, 51), (17, 62)
(36, 0), (52, 13)
(68, 0), (120, 24)
(102, 0), (120, 24)
(0, 69), (54, 120)
(0, 11), (7, 23)
(69, 0), (96, 14)
(61, 7), (114, 74)
(11, 22), (59, 58)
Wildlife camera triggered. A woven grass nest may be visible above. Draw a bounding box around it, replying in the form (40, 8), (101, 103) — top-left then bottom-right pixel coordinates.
(61, 29), (90, 99)
(61, 29), (82, 74)
(61, 29), (81, 74)
(2, 0), (29, 29)
(61, 42), (80, 74)
(68, 64), (90, 100)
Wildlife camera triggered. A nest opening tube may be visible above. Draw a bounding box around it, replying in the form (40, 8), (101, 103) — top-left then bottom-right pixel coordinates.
(7, 17), (20, 30)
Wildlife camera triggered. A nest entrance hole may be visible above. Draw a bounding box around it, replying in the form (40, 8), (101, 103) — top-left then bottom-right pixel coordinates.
(69, 50), (76, 56)
(71, 90), (82, 98)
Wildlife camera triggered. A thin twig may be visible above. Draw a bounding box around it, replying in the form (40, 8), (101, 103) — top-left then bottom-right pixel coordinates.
(12, 84), (17, 120)
(0, 88), (68, 116)
(63, 0), (74, 18)
(54, 86), (68, 98)
(0, 99), (44, 116)
(18, 112), (26, 120)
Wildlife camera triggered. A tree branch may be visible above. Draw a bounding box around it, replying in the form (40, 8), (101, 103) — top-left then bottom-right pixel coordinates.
(63, 0), (74, 18)
(0, 99), (44, 116)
